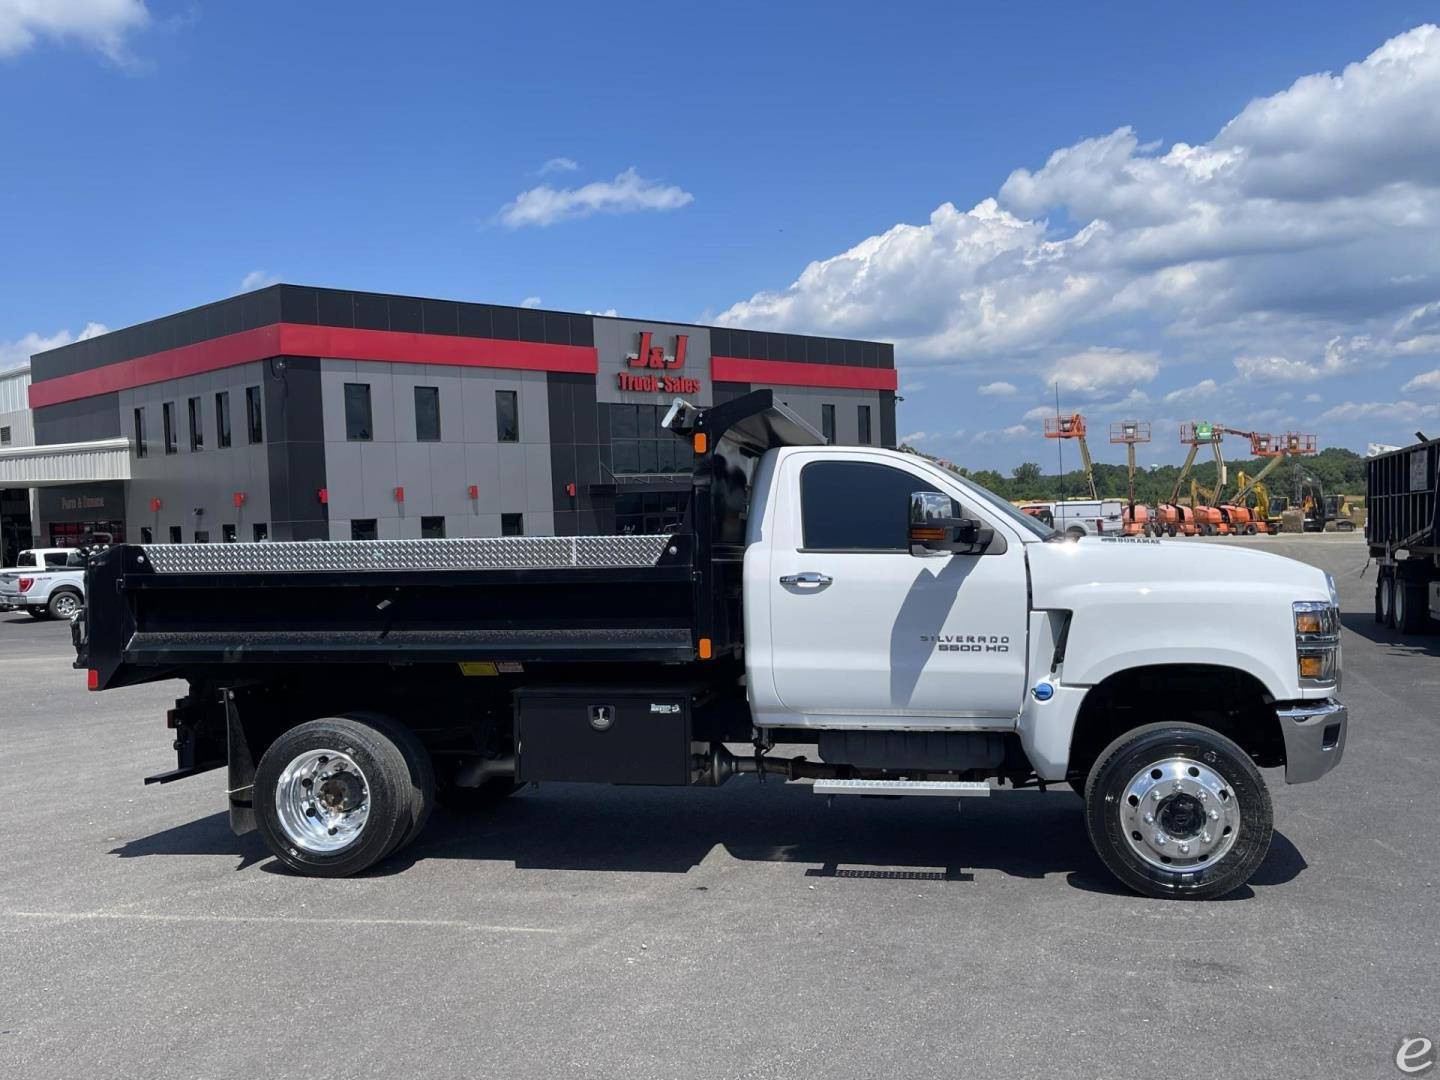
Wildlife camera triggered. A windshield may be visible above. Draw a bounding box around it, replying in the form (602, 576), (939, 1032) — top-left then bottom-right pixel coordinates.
(911, 458), (1058, 540)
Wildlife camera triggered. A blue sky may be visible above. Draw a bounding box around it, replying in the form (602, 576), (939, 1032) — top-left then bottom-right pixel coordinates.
(3, 1), (1439, 470)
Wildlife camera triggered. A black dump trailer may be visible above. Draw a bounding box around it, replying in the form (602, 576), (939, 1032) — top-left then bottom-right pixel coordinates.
(72, 391), (828, 875)
(1365, 437), (1440, 633)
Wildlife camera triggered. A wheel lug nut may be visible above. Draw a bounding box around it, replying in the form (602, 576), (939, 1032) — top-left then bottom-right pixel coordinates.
(1143, 813), (1155, 825)
(1197, 790), (1207, 800)
(1209, 809), (1219, 820)
(1155, 834), (1167, 846)
(1172, 780), (1183, 792)
(1152, 790), (1163, 801)
(1179, 843), (1190, 855)
(1201, 832), (1211, 844)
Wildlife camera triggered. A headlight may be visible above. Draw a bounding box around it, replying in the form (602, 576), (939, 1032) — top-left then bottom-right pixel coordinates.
(1294, 599), (1341, 689)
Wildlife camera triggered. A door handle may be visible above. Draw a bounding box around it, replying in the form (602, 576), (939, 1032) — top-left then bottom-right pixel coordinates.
(779, 572), (833, 586)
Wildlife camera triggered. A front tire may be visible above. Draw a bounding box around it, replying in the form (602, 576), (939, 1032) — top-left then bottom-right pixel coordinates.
(1084, 723), (1273, 900)
(255, 714), (433, 877)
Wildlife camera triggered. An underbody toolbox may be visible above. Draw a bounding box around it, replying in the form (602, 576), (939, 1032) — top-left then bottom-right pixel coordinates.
(515, 686), (705, 785)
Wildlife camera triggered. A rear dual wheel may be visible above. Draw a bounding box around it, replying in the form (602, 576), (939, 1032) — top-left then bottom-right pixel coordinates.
(254, 713), (434, 877)
(1084, 723), (1273, 900)
(1393, 574), (1428, 634)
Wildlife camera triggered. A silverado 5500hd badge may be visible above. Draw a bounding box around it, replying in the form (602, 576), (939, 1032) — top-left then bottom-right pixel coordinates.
(921, 634), (1011, 653)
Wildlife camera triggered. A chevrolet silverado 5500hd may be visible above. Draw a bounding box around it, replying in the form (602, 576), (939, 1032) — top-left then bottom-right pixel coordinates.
(74, 391), (1347, 899)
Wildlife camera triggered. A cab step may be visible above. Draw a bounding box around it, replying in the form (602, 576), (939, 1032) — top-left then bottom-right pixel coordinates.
(811, 779), (991, 798)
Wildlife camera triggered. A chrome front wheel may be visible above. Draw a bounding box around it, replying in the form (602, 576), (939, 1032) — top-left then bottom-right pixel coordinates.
(1117, 756), (1240, 873)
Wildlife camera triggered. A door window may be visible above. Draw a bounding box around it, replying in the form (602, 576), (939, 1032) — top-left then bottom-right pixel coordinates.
(800, 460), (957, 551)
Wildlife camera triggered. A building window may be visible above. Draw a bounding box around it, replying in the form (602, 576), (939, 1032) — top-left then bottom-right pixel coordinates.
(188, 396), (203, 451)
(222, 524), (237, 543)
(168, 525), (182, 543)
(140, 526), (153, 544)
(609, 403), (693, 476)
(163, 402), (177, 455)
(0, 426), (9, 445)
(421, 515), (446, 539)
(821, 404), (836, 444)
(246, 386), (263, 444)
(194, 530), (210, 544)
(344, 383), (373, 441)
(615, 491), (689, 535)
(253, 523), (269, 542)
(216, 392), (231, 448)
(496, 390), (519, 442)
(351, 519), (378, 541)
(415, 386), (441, 442)
(133, 408), (147, 457)
(858, 405), (872, 445)
(501, 512), (523, 536)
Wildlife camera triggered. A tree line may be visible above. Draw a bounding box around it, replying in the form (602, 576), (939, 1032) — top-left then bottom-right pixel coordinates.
(903, 445), (1370, 505)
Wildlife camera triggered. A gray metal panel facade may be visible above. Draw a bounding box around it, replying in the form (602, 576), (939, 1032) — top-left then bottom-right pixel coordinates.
(320, 359), (554, 540)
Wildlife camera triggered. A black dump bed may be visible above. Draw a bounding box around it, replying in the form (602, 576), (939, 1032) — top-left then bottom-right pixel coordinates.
(76, 390), (823, 690)
(1366, 438), (1440, 556)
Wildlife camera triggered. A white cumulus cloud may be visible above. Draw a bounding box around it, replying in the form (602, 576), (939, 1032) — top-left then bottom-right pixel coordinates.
(0, 322), (109, 371)
(716, 24), (1440, 460)
(978, 380), (1017, 396)
(496, 167), (694, 229)
(1402, 368), (1440, 393)
(1046, 348), (1158, 396)
(0, 0), (149, 65)
(239, 270), (280, 293)
(539, 157), (579, 175)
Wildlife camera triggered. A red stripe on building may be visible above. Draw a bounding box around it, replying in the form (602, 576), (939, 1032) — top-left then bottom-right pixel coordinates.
(710, 355), (898, 391)
(28, 323), (599, 408)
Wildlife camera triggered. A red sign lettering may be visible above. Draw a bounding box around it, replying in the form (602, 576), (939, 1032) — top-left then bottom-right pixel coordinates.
(620, 332), (698, 394)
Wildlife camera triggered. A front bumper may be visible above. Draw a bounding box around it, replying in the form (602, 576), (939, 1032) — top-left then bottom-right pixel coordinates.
(1276, 698), (1347, 784)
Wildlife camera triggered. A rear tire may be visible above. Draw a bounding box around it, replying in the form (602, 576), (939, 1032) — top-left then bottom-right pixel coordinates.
(1084, 722), (1273, 900)
(1395, 578), (1427, 635)
(1379, 571), (1395, 627)
(254, 714), (431, 878)
(47, 589), (82, 620)
(1066, 527), (1086, 541)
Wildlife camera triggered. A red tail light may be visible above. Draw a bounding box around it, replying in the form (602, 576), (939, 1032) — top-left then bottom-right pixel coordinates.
(87, 669), (99, 691)
(18, 577), (34, 592)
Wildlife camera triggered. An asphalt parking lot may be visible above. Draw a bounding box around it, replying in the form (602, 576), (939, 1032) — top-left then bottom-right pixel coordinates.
(1, 532), (1435, 1079)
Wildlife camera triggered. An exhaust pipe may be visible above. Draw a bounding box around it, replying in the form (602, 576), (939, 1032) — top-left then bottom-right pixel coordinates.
(453, 755), (517, 788)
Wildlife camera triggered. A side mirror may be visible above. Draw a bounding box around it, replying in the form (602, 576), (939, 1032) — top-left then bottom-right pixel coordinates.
(908, 492), (993, 555)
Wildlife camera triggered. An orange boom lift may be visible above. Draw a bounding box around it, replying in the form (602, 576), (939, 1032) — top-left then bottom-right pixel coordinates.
(1044, 413), (1098, 500)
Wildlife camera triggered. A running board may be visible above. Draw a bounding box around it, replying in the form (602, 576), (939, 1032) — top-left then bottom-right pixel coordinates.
(811, 779), (991, 798)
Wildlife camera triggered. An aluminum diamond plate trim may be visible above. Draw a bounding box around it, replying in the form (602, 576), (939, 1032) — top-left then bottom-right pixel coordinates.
(141, 535), (675, 574)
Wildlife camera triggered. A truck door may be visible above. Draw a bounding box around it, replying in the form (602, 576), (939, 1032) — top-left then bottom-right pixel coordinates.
(767, 453), (1030, 727)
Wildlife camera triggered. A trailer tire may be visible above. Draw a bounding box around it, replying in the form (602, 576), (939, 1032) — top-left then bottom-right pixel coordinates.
(1395, 579), (1427, 635)
(1377, 571), (1394, 627)
(1083, 722), (1273, 901)
(254, 715), (426, 877)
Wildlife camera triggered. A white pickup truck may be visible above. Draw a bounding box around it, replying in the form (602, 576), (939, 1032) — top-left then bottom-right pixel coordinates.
(0, 547), (87, 620)
(77, 391), (1346, 899)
